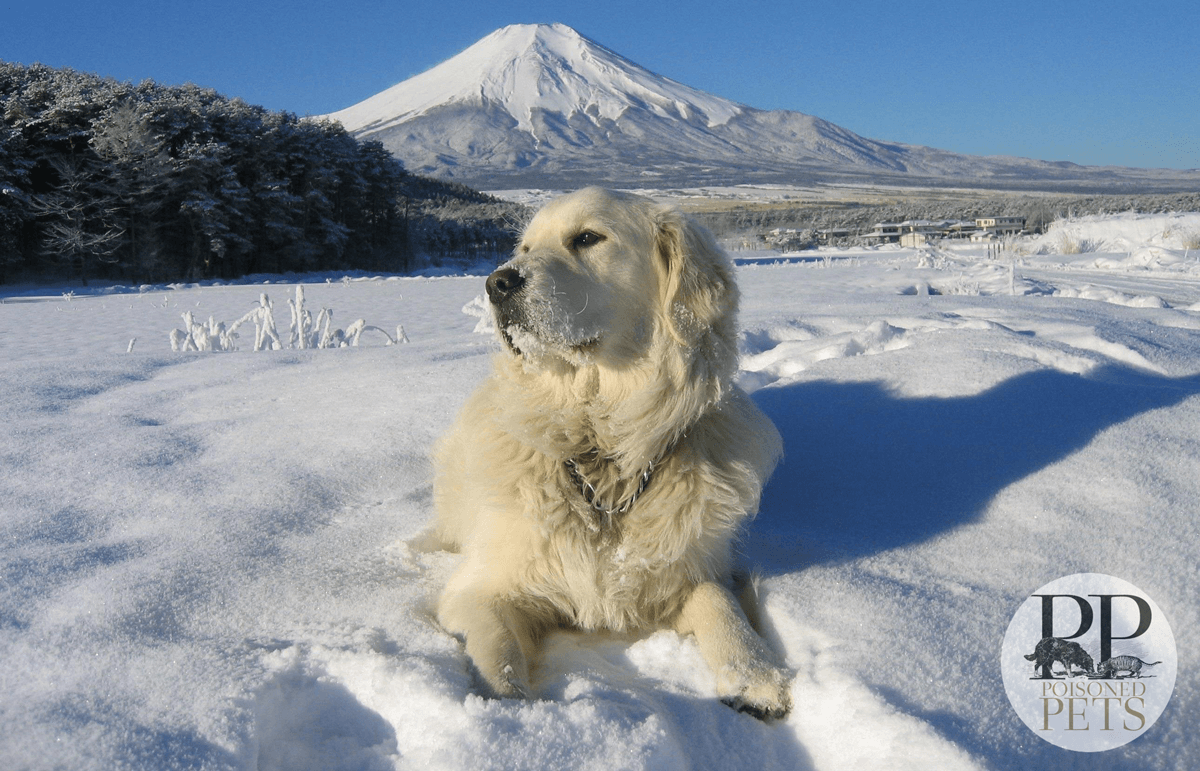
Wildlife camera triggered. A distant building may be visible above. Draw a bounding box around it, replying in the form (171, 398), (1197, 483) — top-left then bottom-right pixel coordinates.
(864, 216), (1022, 246)
(867, 223), (903, 243)
(975, 216), (1025, 235)
(762, 227), (814, 252)
(816, 227), (852, 245)
(942, 221), (980, 239)
(878, 219), (979, 246)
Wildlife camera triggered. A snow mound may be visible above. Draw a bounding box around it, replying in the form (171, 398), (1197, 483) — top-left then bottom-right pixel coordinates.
(1052, 284), (1169, 308)
(1030, 211), (1200, 256)
(739, 319), (909, 391)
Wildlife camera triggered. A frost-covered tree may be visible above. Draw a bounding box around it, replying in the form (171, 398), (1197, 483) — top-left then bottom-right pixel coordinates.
(31, 153), (123, 284)
(90, 98), (172, 277)
(174, 139), (252, 280)
(0, 122), (33, 278)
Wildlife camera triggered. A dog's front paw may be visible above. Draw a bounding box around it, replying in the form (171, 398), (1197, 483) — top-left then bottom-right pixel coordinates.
(719, 665), (792, 721)
(481, 662), (534, 701)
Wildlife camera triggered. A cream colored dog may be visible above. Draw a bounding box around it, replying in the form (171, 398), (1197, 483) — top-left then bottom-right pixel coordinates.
(431, 187), (790, 718)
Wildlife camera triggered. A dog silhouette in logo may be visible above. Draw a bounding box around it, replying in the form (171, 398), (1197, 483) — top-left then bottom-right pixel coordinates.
(1024, 637), (1095, 677)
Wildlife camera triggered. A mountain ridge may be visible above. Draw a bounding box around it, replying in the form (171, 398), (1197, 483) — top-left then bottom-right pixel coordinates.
(326, 24), (1199, 191)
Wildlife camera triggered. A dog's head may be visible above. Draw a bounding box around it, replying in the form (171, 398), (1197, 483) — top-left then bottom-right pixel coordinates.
(487, 187), (738, 374)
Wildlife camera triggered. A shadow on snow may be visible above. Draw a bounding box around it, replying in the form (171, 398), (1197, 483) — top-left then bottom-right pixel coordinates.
(749, 365), (1200, 570)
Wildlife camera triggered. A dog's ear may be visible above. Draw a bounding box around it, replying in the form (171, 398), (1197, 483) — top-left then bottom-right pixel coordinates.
(655, 207), (737, 345)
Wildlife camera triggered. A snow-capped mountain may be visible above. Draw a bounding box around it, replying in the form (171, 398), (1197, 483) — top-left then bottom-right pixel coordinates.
(332, 23), (743, 139)
(326, 24), (1197, 190)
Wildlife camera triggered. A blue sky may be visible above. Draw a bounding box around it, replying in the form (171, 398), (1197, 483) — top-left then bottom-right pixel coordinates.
(4, 0), (1199, 170)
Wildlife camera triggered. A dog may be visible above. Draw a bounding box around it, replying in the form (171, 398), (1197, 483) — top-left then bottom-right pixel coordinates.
(1024, 637), (1095, 677)
(430, 187), (789, 718)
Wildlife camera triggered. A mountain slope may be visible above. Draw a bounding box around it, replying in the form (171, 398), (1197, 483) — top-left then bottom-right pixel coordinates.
(327, 24), (1199, 190)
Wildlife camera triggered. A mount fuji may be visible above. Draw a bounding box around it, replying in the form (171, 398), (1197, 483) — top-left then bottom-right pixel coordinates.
(326, 23), (1197, 190)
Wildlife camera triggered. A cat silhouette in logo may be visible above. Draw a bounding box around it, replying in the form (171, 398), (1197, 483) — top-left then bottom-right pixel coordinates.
(1094, 655), (1161, 679)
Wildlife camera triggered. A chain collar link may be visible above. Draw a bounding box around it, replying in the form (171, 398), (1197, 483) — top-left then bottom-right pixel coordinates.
(563, 456), (656, 517)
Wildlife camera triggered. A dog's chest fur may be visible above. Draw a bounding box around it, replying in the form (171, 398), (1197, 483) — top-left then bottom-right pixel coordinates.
(519, 450), (733, 632)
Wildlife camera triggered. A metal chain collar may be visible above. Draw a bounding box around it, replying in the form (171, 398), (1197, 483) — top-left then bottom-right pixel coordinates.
(563, 455), (656, 517)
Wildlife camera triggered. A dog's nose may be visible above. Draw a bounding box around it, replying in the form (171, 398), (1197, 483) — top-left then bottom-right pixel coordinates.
(486, 267), (525, 304)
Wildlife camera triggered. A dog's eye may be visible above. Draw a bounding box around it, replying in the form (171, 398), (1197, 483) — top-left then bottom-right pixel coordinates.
(571, 231), (605, 250)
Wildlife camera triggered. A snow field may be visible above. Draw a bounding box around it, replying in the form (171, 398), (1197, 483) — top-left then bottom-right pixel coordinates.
(2, 214), (1199, 770)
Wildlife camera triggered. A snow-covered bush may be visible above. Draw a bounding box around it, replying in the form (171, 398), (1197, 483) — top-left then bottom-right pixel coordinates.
(461, 294), (496, 334)
(1055, 233), (1102, 255)
(169, 286), (407, 352)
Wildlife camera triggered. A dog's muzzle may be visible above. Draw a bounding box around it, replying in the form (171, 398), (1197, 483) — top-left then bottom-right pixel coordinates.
(486, 266), (526, 351)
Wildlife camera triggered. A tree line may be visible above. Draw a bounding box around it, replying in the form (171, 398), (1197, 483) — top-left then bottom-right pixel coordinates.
(0, 61), (528, 285)
(694, 191), (1200, 248)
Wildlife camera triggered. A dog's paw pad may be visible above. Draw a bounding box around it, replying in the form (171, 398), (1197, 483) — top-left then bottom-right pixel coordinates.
(722, 696), (790, 721)
(720, 668), (792, 721)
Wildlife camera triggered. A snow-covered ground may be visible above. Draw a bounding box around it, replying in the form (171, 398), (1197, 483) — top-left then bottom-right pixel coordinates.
(2, 213), (1199, 770)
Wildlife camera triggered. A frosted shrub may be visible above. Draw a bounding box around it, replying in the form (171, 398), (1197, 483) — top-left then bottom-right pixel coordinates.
(915, 251), (949, 270)
(462, 294), (496, 334)
(1057, 233), (1083, 254)
(169, 286), (406, 352)
(170, 312), (226, 352)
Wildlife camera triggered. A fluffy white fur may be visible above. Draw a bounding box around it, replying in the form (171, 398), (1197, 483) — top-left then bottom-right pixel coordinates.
(431, 187), (790, 718)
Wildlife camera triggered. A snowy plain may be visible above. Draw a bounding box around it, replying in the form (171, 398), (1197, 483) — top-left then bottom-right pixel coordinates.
(2, 212), (1199, 770)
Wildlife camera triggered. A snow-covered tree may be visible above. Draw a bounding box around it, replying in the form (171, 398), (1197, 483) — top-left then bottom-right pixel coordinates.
(31, 153), (123, 285)
(0, 122), (33, 279)
(90, 98), (172, 278)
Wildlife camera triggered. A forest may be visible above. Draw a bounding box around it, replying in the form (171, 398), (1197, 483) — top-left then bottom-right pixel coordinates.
(0, 62), (528, 285)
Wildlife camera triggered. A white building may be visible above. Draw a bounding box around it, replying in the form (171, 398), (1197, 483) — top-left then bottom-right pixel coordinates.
(974, 216), (1025, 235)
(867, 223), (903, 243)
